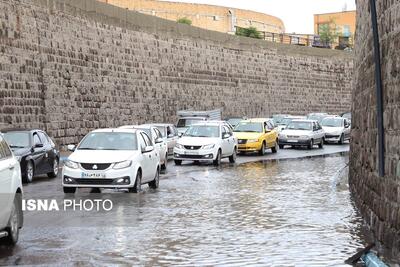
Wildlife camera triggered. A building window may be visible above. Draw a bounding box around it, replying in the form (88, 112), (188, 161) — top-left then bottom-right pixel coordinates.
(343, 25), (351, 37)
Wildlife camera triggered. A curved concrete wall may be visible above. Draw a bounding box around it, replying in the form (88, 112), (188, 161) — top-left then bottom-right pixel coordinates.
(350, 0), (400, 259)
(99, 0), (285, 33)
(0, 0), (352, 146)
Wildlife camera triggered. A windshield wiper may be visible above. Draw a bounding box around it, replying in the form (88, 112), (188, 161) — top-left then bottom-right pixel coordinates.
(78, 148), (98, 150)
(10, 145), (25, 148)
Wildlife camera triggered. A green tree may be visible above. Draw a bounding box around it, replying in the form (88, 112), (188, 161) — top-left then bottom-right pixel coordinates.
(235, 27), (263, 39)
(177, 17), (192, 25)
(318, 20), (338, 47)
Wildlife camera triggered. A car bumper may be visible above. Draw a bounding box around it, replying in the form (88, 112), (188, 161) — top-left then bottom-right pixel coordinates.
(173, 147), (217, 161)
(62, 167), (135, 188)
(325, 135), (341, 142)
(237, 142), (262, 152)
(279, 138), (311, 146)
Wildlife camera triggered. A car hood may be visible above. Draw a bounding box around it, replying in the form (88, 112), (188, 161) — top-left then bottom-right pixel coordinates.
(10, 147), (31, 156)
(280, 129), (312, 136)
(322, 126), (343, 134)
(178, 136), (220, 146)
(68, 150), (140, 163)
(233, 132), (263, 140)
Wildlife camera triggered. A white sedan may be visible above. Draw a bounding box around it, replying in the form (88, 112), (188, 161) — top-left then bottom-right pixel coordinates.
(62, 129), (160, 193)
(321, 117), (351, 144)
(278, 120), (325, 149)
(173, 122), (237, 166)
(0, 134), (23, 246)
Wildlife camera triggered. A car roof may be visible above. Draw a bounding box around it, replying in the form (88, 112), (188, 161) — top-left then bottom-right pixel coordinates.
(291, 119), (316, 123)
(192, 121), (224, 126)
(91, 128), (138, 133)
(119, 125), (154, 130)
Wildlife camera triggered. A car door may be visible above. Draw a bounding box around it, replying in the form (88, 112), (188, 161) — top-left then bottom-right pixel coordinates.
(154, 127), (167, 162)
(344, 119), (351, 139)
(221, 126), (232, 156)
(141, 132), (157, 182)
(167, 125), (179, 155)
(32, 132), (46, 175)
(316, 122), (325, 142)
(0, 136), (15, 228)
(38, 131), (53, 173)
(265, 121), (276, 147)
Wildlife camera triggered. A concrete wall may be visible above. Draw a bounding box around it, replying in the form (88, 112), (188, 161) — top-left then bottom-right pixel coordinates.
(349, 0), (400, 259)
(0, 0), (353, 146)
(98, 0), (285, 34)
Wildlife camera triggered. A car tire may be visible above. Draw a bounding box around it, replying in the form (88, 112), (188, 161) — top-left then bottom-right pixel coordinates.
(229, 148), (237, 163)
(318, 138), (324, 149)
(1, 194), (22, 246)
(161, 153), (168, 171)
(129, 171), (142, 193)
(339, 134), (344, 145)
(213, 150), (222, 166)
(47, 158), (59, 178)
(259, 142), (266, 156)
(308, 139), (314, 150)
(23, 160), (34, 183)
(149, 168), (160, 189)
(279, 144), (284, 149)
(174, 160), (182, 166)
(63, 187), (76, 194)
(271, 140), (278, 153)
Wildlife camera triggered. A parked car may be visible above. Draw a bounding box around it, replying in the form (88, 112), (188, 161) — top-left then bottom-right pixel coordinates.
(120, 125), (168, 170)
(321, 117), (351, 144)
(233, 118), (278, 155)
(2, 129), (60, 183)
(306, 113), (329, 123)
(276, 116), (306, 132)
(173, 121), (237, 166)
(0, 134), (23, 246)
(272, 114), (290, 125)
(152, 123), (179, 156)
(176, 109), (222, 134)
(278, 120), (325, 149)
(225, 117), (246, 128)
(62, 129), (160, 194)
(341, 112), (352, 124)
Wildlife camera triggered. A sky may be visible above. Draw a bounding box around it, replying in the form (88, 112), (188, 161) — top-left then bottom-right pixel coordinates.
(162, 0), (356, 33)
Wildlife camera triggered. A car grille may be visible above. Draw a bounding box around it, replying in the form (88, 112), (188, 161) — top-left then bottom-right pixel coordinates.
(80, 163), (111, 170)
(326, 134), (340, 138)
(238, 139), (247, 144)
(287, 135), (300, 138)
(74, 179), (115, 185)
(184, 145), (202, 150)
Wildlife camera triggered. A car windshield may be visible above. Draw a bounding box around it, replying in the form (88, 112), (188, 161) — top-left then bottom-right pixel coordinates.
(155, 126), (167, 137)
(184, 125), (220, 138)
(307, 115), (326, 123)
(287, 121), (313, 131)
(227, 118), (242, 126)
(234, 122), (263, 133)
(321, 118), (343, 127)
(3, 132), (30, 148)
(177, 119), (203, 128)
(78, 132), (138, 150)
(272, 115), (287, 124)
(279, 118), (295, 126)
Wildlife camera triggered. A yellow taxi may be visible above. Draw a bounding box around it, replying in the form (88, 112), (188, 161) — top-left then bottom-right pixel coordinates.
(233, 118), (278, 155)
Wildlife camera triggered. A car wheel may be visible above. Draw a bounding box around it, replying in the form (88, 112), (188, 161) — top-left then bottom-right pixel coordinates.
(308, 139), (314, 150)
(259, 142), (266, 156)
(23, 161), (34, 183)
(279, 144), (284, 149)
(213, 150), (221, 166)
(318, 138), (324, 149)
(271, 140), (278, 153)
(1, 195), (22, 246)
(129, 171), (142, 193)
(149, 168), (160, 189)
(161, 153), (168, 171)
(174, 160), (182, 166)
(339, 134), (344, 145)
(229, 148), (237, 163)
(47, 158), (59, 178)
(63, 187), (76, 194)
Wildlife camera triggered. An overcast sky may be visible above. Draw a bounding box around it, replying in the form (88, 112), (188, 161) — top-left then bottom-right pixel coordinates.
(162, 0), (356, 33)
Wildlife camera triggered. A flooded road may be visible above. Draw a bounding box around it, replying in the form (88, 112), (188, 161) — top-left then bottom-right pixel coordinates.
(0, 154), (370, 266)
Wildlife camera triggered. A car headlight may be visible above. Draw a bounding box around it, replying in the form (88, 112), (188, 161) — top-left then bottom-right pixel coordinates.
(175, 144), (184, 149)
(202, 144), (215, 149)
(113, 160), (132, 170)
(65, 160), (79, 169)
(301, 135), (310, 139)
(247, 139), (258, 143)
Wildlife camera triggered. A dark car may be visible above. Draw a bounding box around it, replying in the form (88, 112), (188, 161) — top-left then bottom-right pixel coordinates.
(2, 129), (60, 183)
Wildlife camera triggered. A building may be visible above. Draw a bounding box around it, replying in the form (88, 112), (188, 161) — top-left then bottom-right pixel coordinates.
(98, 0), (285, 34)
(314, 10), (356, 49)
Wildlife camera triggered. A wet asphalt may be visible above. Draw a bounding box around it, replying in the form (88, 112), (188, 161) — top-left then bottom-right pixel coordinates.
(0, 143), (376, 266)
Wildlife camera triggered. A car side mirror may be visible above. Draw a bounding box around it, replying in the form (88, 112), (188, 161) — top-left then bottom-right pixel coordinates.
(222, 133), (230, 139)
(35, 143), (44, 148)
(67, 144), (76, 152)
(178, 132), (183, 137)
(155, 138), (163, 144)
(142, 146), (154, 153)
(167, 134), (174, 138)
(345, 124), (350, 128)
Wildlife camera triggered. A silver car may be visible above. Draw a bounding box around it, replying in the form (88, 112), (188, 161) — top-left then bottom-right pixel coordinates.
(278, 120), (325, 149)
(151, 124), (179, 157)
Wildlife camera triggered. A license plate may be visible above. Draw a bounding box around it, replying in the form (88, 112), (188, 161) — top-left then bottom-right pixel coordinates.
(288, 139), (298, 143)
(81, 172), (106, 178)
(185, 150), (198, 155)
